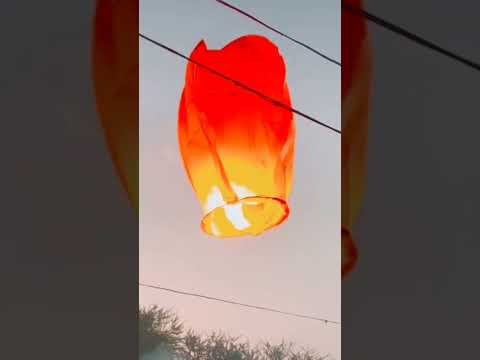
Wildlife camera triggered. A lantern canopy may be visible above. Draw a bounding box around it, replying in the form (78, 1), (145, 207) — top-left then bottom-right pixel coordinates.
(342, 0), (372, 276)
(92, 0), (139, 212)
(178, 35), (295, 238)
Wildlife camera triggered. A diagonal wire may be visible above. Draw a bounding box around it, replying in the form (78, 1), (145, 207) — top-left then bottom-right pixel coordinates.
(140, 282), (341, 324)
(140, 33), (341, 134)
(213, 0), (341, 66)
(342, 1), (480, 72)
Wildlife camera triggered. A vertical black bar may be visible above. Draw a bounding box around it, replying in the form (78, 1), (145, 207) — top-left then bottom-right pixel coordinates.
(342, 1), (480, 359)
(0, 1), (139, 359)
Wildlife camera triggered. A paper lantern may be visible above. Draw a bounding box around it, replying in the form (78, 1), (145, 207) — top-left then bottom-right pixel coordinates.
(342, 0), (372, 277)
(178, 35), (295, 238)
(92, 0), (138, 212)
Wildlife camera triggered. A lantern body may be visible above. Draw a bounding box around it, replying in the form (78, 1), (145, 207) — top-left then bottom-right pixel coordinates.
(92, 0), (138, 212)
(342, 0), (372, 276)
(178, 35), (295, 238)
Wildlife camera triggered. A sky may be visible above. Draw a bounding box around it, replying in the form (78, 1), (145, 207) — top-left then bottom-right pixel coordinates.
(140, 0), (340, 358)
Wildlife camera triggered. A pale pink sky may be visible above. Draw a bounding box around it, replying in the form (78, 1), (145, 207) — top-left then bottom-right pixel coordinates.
(140, 0), (340, 358)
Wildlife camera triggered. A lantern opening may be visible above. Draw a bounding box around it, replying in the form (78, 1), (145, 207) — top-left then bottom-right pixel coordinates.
(201, 196), (289, 238)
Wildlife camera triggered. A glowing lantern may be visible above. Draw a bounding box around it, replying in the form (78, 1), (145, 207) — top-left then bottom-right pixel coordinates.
(178, 35), (295, 238)
(92, 0), (138, 212)
(342, 0), (372, 277)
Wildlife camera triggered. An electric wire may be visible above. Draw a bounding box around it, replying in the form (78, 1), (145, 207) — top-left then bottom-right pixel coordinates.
(342, 2), (480, 72)
(140, 33), (341, 134)
(140, 282), (340, 325)
(213, 0), (341, 66)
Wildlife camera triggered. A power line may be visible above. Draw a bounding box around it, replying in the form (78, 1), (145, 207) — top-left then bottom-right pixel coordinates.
(216, 1), (480, 73)
(213, 0), (341, 66)
(139, 282), (340, 325)
(342, 2), (480, 72)
(139, 34), (341, 134)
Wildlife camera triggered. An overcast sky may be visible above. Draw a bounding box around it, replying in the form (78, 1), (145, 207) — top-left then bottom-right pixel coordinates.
(140, 0), (340, 357)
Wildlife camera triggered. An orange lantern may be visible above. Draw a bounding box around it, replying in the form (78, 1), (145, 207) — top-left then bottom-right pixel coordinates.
(92, 0), (138, 212)
(178, 35), (295, 238)
(342, 0), (372, 277)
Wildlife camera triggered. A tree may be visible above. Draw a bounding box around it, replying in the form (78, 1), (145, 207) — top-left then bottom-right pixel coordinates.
(262, 342), (325, 360)
(139, 306), (331, 360)
(139, 306), (184, 357)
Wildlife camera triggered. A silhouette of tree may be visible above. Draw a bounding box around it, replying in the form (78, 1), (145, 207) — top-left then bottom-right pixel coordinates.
(139, 306), (184, 357)
(139, 306), (330, 360)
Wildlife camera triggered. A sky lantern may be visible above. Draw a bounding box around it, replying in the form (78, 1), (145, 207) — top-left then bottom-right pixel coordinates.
(342, 0), (372, 277)
(92, 0), (138, 212)
(178, 35), (295, 238)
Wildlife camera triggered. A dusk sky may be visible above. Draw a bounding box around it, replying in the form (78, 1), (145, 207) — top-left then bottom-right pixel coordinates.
(140, 0), (340, 358)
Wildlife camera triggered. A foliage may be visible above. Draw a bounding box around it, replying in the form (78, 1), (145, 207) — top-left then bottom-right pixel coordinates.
(139, 306), (184, 356)
(139, 306), (330, 360)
